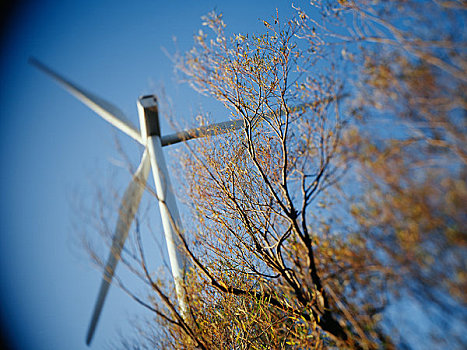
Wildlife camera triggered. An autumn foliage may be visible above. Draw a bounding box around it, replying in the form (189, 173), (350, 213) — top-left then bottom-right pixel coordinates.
(83, 1), (466, 349)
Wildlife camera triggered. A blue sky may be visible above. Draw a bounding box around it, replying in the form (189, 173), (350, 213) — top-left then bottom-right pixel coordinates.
(0, 1), (298, 349)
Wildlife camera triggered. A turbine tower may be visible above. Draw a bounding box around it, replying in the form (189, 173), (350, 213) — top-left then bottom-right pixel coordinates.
(29, 58), (243, 345)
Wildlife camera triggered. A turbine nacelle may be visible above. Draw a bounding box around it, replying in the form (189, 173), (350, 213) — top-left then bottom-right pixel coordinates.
(137, 94), (160, 140)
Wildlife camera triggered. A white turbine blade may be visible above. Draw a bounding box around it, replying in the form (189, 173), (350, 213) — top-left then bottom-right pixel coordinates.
(161, 118), (244, 146)
(29, 58), (143, 145)
(86, 150), (150, 345)
(161, 104), (311, 146)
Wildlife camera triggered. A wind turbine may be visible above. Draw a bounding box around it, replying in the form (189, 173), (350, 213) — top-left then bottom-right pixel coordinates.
(29, 58), (244, 345)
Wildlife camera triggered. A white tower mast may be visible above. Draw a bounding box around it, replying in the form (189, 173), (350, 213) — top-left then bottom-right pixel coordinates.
(137, 95), (188, 317)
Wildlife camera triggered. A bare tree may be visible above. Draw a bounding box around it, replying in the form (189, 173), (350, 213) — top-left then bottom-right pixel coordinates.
(158, 9), (386, 349)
